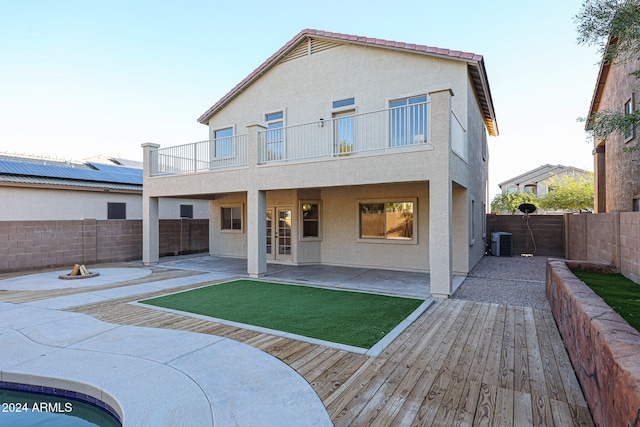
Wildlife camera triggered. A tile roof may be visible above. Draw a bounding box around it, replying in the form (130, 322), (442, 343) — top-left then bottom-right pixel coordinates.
(197, 29), (498, 136)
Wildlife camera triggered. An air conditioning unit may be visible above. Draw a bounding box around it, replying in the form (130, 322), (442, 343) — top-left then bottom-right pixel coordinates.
(491, 232), (513, 257)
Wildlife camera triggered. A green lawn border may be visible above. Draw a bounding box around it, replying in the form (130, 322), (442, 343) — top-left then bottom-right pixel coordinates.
(138, 279), (431, 356)
(573, 270), (640, 332)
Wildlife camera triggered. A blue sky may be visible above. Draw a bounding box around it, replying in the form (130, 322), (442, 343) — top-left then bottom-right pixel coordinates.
(0, 0), (601, 194)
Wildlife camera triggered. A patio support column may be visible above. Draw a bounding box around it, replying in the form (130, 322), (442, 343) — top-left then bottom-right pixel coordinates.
(428, 88), (454, 297)
(429, 179), (453, 297)
(142, 196), (159, 265)
(247, 189), (267, 278)
(141, 142), (161, 265)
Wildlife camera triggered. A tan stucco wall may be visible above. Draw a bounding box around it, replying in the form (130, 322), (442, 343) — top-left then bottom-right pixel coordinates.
(320, 183), (429, 271)
(208, 183), (431, 272)
(0, 188), (142, 220)
(0, 187), (209, 220)
(143, 40), (496, 285)
(206, 43), (469, 139)
(465, 78), (490, 269)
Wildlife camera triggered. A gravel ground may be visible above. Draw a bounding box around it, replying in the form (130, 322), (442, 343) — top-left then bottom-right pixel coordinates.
(451, 255), (552, 310)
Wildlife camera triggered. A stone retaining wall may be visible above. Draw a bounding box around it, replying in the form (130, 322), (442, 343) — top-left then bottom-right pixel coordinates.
(546, 259), (640, 426)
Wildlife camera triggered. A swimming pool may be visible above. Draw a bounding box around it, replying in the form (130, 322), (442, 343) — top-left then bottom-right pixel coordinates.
(1, 382), (121, 427)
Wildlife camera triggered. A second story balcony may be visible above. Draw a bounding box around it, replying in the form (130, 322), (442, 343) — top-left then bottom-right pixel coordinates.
(149, 101), (467, 177)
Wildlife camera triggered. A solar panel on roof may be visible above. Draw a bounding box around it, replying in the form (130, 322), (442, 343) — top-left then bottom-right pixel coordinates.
(0, 160), (142, 185)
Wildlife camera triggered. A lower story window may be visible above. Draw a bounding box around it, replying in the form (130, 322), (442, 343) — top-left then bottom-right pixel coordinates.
(359, 201), (414, 240)
(221, 206), (242, 231)
(301, 202), (320, 238)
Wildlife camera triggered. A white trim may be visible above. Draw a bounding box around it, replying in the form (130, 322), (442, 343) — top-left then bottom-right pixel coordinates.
(210, 123), (236, 140)
(299, 200), (323, 241)
(220, 204), (244, 234)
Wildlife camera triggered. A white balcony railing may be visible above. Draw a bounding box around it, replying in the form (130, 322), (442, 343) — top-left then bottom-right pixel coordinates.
(148, 102), (442, 176)
(257, 102), (429, 164)
(150, 135), (248, 176)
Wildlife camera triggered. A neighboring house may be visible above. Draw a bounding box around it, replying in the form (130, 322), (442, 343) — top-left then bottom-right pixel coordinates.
(0, 153), (208, 220)
(589, 53), (640, 213)
(141, 29), (498, 298)
(498, 164), (593, 197)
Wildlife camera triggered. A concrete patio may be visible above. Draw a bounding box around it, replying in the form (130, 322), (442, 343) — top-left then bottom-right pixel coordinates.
(154, 255), (449, 299)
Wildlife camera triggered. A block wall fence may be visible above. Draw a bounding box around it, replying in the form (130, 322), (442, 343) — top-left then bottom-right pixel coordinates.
(485, 214), (565, 257)
(565, 212), (640, 283)
(2, 214), (639, 280)
(0, 219), (208, 273)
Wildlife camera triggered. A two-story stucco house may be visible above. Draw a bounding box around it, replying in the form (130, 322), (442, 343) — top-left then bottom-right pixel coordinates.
(498, 164), (592, 197)
(141, 29), (498, 298)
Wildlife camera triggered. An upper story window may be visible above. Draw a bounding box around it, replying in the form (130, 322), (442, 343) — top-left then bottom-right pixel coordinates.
(213, 127), (233, 158)
(333, 98), (355, 109)
(265, 111), (284, 161)
(624, 97), (634, 141)
(389, 95), (428, 147)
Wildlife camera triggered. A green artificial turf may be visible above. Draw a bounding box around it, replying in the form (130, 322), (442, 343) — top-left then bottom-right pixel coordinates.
(140, 280), (423, 349)
(573, 271), (640, 332)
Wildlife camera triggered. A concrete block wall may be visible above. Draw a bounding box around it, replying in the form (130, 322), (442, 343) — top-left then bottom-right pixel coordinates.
(587, 213), (619, 265)
(565, 212), (640, 283)
(159, 219), (209, 257)
(0, 221), (84, 272)
(620, 212), (640, 283)
(485, 214), (564, 257)
(96, 220), (143, 264)
(0, 219), (208, 273)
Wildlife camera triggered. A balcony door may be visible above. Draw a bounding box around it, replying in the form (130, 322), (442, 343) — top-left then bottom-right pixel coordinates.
(266, 207), (293, 262)
(333, 109), (355, 155)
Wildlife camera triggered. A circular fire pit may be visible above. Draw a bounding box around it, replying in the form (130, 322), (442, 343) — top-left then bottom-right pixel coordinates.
(58, 272), (100, 280)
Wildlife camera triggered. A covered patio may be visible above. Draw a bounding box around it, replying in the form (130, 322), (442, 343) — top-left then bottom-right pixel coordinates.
(156, 254), (468, 299)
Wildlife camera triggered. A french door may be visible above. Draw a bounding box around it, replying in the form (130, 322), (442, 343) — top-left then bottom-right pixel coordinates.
(266, 207), (293, 262)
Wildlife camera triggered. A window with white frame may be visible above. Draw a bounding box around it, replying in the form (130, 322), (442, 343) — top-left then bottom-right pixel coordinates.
(221, 206), (243, 232)
(265, 111), (284, 161)
(389, 95), (428, 147)
(213, 127), (233, 158)
(359, 201), (415, 241)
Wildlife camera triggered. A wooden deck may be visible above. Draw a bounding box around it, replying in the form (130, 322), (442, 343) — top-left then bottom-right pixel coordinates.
(0, 266), (593, 426)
